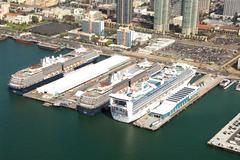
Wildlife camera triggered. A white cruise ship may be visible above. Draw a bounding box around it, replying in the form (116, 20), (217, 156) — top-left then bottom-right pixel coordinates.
(109, 64), (196, 123)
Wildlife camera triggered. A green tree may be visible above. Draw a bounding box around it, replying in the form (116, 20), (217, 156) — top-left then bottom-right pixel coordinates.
(32, 16), (39, 24)
(232, 12), (238, 25)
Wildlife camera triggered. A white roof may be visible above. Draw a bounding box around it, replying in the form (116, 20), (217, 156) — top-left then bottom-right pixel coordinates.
(151, 101), (177, 115)
(109, 93), (132, 101)
(37, 55), (130, 96)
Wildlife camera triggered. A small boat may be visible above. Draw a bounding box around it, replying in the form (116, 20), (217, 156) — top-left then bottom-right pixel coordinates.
(15, 32), (34, 45)
(236, 81), (240, 91)
(219, 79), (231, 88)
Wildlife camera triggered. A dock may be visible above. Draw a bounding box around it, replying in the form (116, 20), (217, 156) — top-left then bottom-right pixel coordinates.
(133, 74), (223, 131)
(208, 113), (240, 154)
(37, 42), (61, 51)
(23, 56), (133, 111)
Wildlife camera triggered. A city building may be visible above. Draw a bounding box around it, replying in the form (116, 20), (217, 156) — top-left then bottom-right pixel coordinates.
(0, 2), (10, 20)
(102, 0), (116, 4)
(223, 0), (240, 17)
(182, 0), (199, 35)
(25, 0), (59, 8)
(82, 19), (105, 35)
(117, 27), (136, 48)
(238, 58), (240, 70)
(116, 0), (133, 25)
(5, 13), (31, 24)
(170, 0), (183, 17)
(172, 16), (183, 27)
(7, 0), (26, 4)
(42, 7), (72, 20)
(154, 0), (169, 33)
(73, 8), (85, 22)
(198, 0), (210, 13)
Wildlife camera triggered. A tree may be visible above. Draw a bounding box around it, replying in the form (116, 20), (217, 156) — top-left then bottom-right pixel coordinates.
(232, 12), (238, 25)
(32, 16), (39, 24)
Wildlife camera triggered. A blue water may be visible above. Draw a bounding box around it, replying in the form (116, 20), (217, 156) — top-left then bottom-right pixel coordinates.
(0, 39), (239, 160)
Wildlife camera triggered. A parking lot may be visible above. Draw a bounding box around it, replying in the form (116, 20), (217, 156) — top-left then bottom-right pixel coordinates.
(159, 42), (237, 65)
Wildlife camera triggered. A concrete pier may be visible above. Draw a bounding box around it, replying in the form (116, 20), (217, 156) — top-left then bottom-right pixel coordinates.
(208, 113), (240, 154)
(133, 74), (223, 131)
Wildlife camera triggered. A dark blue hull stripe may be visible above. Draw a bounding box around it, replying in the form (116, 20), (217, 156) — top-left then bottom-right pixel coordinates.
(9, 73), (64, 95)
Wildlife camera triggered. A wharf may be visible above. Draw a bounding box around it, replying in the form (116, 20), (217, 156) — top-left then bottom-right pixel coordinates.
(208, 113), (240, 154)
(37, 42), (61, 51)
(133, 74), (223, 131)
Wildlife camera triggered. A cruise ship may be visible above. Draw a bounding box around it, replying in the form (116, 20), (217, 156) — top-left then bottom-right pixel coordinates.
(109, 64), (196, 123)
(76, 60), (162, 116)
(9, 47), (101, 95)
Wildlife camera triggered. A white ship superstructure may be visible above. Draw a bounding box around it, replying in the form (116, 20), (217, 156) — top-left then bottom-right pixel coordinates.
(109, 64), (196, 123)
(75, 60), (162, 116)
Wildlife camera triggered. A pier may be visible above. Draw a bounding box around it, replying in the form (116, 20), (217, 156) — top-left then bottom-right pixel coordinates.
(133, 74), (223, 131)
(208, 113), (240, 154)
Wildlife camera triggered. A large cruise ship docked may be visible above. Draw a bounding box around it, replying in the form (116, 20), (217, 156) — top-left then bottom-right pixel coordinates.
(9, 47), (101, 95)
(76, 60), (163, 116)
(109, 64), (196, 123)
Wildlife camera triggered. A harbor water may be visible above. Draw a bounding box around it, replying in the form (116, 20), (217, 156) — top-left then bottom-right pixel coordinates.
(0, 39), (239, 160)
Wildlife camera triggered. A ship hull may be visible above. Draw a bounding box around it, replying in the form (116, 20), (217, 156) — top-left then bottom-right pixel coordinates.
(15, 39), (34, 45)
(77, 102), (109, 116)
(9, 73), (64, 95)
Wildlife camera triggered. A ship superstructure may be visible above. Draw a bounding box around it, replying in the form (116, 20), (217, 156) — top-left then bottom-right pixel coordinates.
(9, 47), (100, 95)
(109, 64), (196, 123)
(76, 60), (163, 115)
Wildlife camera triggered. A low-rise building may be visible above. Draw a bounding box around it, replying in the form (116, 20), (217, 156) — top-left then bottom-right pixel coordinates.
(172, 16), (183, 27)
(42, 7), (72, 20)
(8, 0), (26, 4)
(5, 13), (31, 24)
(25, 0), (59, 8)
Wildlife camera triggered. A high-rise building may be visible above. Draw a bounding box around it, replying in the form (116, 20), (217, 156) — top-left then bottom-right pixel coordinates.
(154, 0), (169, 33)
(238, 58), (240, 70)
(198, 0), (210, 13)
(170, 0), (183, 17)
(82, 19), (105, 35)
(116, 0), (133, 25)
(182, 0), (199, 35)
(102, 0), (116, 4)
(117, 27), (135, 48)
(223, 0), (240, 17)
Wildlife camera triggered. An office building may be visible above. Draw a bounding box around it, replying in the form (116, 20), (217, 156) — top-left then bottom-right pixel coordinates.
(198, 0), (210, 13)
(182, 0), (199, 35)
(154, 0), (169, 32)
(223, 0), (240, 17)
(82, 19), (104, 35)
(116, 0), (133, 25)
(117, 27), (135, 48)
